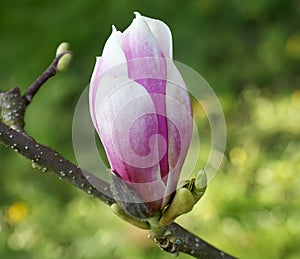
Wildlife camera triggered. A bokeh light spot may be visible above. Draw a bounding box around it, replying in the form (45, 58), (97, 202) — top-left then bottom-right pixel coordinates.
(286, 33), (300, 59)
(193, 100), (206, 118)
(229, 147), (247, 167)
(5, 202), (29, 225)
(291, 90), (300, 109)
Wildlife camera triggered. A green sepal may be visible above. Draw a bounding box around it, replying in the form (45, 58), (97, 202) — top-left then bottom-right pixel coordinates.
(191, 168), (207, 203)
(159, 188), (195, 226)
(111, 203), (150, 229)
(178, 168), (207, 203)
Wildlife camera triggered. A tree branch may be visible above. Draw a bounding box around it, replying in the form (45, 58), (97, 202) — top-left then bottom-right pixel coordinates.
(0, 121), (114, 205)
(168, 223), (234, 258)
(0, 44), (236, 259)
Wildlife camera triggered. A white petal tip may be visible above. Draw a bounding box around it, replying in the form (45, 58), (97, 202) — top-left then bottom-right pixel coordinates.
(133, 11), (142, 18)
(112, 25), (117, 32)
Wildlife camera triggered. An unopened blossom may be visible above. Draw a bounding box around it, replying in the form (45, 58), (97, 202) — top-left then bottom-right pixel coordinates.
(89, 12), (192, 212)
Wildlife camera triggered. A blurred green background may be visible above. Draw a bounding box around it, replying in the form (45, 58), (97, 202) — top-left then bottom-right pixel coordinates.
(1, 0), (300, 258)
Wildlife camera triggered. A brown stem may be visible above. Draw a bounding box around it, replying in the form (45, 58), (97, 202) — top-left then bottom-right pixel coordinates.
(0, 121), (114, 205)
(168, 222), (236, 258)
(23, 52), (71, 105)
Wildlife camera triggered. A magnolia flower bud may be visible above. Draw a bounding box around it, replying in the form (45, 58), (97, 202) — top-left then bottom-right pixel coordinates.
(89, 12), (193, 212)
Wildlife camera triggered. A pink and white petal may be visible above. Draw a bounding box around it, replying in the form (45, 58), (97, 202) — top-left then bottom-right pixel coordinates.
(100, 26), (127, 75)
(130, 178), (166, 210)
(136, 12), (173, 59)
(121, 15), (170, 180)
(164, 62), (193, 198)
(121, 14), (167, 95)
(90, 27), (127, 89)
(165, 85), (192, 170)
(166, 59), (192, 113)
(94, 74), (165, 182)
(89, 28), (128, 131)
(90, 57), (102, 88)
(89, 57), (102, 130)
(90, 27), (128, 113)
(122, 13), (164, 60)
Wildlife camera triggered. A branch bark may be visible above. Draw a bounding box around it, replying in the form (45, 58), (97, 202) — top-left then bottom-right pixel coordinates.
(0, 121), (114, 206)
(168, 223), (233, 258)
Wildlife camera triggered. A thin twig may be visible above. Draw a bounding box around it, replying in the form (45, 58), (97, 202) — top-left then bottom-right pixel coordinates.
(23, 51), (71, 105)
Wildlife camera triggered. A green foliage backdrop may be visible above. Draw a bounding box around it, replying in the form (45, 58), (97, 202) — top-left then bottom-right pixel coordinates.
(1, 0), (299, 258)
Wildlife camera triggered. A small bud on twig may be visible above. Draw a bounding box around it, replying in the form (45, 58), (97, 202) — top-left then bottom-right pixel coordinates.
(56, 42), (72, 72)
(56, 42), (69, 56)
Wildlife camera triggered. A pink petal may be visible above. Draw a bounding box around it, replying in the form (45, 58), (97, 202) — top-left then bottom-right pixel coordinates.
(136, 12), (173, 59)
